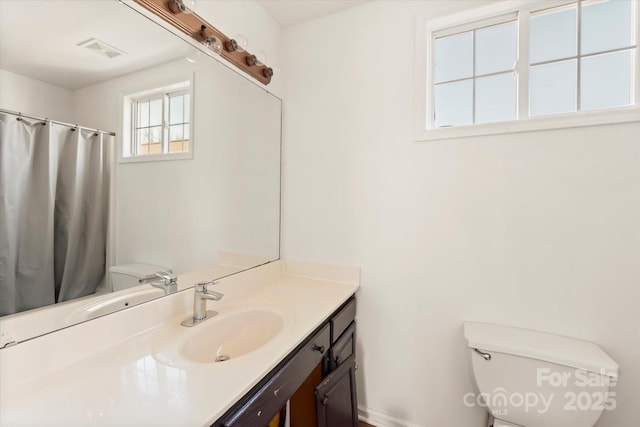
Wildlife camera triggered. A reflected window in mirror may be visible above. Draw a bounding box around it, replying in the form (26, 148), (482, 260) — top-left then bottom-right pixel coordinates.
(122, 80), (193, 162)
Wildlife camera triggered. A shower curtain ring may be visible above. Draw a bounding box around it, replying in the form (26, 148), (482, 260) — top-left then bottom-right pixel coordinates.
(71, 125), (77, 132)
(17, 113), (22, 121)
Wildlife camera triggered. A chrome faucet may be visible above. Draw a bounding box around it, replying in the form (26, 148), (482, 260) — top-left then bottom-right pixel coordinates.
(139, 271), (177, 295)
(181, 280), (223, 327)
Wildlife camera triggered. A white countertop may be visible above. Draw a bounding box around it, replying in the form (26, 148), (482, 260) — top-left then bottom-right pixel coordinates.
(0, 260), (359, 426)
(0, 250), (266, 347)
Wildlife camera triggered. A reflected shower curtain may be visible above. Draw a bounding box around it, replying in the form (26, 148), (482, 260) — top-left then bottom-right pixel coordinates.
(0, 113), (110, 316)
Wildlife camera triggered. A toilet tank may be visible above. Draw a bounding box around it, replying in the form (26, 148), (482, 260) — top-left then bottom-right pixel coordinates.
(463, 322), (618, 427)
(109, 263), (172, 292)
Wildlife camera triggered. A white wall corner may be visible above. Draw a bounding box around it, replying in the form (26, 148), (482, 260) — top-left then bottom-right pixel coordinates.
(282, 259), (360, 285)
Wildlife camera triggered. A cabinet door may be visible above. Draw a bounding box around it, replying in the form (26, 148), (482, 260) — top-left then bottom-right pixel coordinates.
(329, 321), (355, 372)
(315, 357), (358, 427)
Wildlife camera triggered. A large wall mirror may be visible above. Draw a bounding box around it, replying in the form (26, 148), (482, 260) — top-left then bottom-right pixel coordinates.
(0, 0), (281, 345)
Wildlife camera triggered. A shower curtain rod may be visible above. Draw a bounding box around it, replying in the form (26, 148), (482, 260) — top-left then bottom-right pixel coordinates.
(0, 108), (116, 136)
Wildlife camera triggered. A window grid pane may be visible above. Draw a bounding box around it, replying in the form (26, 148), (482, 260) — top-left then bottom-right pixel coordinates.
(527, 0), (636, 116)
(148, 98), (163, 126)
(530, 5), (577, 64)
(434, 19), (517, 127)
(475, 72), (517, 123)
(434, 79), (474, 127)
(581, 50), (633, 111)
(137, 101), (149, 127)
(132, 89), (190, 155)
(434, 31), (473, 84)
(136, 128), (149, 154)
(429, 1), (636, 129)
(581, 0), (633, 55)
(530, 59), (577, 116)
(168, 92), (189, 154)
(475, 21), (517, 75)
(169, 94), (184, 125)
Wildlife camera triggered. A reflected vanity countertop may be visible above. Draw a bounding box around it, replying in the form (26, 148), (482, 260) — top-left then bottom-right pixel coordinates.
(0, 252), (271, 348)
(0, 260), (359, 426)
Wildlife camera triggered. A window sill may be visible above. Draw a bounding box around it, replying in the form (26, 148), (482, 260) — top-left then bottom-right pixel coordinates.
(415, 106), (640, 142)
(119, 152), (193, 164)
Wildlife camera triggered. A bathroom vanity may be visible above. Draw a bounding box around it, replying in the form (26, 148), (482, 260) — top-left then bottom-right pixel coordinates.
(0, 2), (353, 425)
(0, 260), (360, 427)
(215, 296), (358, 427)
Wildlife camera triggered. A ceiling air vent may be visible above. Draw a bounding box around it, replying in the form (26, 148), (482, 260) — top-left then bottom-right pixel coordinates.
(77, 38), (126, 59)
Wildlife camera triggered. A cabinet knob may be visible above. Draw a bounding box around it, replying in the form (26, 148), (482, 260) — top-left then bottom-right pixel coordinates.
(312, 344), (325, 353)
(321, 396), (329, 406)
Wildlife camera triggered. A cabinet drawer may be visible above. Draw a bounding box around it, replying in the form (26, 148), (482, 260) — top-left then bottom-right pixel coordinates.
(329, 321), (355, 371)
(331, 298), (356, 344)
(223, 323), (330, 427)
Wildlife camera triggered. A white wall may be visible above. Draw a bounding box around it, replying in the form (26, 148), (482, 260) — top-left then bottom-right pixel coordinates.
(281, 1), (640, 426)
(72, 57), (281, 275)
(0, 69), (74, 122)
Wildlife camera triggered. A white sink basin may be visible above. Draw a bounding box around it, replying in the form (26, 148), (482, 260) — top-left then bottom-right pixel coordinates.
(68, 286), (166, 323)
(152, 304), (294, 366)
(180, 309), (285, 363)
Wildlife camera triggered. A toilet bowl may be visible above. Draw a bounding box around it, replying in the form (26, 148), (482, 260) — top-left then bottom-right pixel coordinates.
(464, 322), (618, 427)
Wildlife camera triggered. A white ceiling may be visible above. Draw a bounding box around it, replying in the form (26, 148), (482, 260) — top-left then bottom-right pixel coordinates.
(0, 0), (371, 90)
(0, 1), (187, 90)
(257, 0), (370, 28)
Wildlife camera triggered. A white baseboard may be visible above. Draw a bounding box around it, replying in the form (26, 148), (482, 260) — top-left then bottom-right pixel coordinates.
(358, 406), (424, 427)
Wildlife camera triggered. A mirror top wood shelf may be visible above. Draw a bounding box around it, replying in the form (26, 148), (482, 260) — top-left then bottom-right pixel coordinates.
(135, 0), (273, 85)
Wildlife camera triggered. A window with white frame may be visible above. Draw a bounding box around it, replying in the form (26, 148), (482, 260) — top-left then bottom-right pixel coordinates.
(122, 80), (193, 160)
(417, 0), (639, 139)
(434, 17), (518, 126)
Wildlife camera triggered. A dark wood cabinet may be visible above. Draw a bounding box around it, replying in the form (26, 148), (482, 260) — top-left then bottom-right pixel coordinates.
(211, 296), (358, 427)
(308, 298), (358, 427)
(221, 325), (330, 427)
(315, 357), (358, 427)
(316, 298), (358, 427)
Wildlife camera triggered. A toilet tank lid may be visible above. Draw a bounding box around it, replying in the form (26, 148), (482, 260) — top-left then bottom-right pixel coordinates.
(464, 322), (618, 378)
(109, 263), (172, 278)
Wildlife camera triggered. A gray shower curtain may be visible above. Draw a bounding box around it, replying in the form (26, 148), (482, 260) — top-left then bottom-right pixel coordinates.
(0, 113), (110, 316)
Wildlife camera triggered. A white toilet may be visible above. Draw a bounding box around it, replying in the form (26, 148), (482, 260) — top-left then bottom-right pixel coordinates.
(464, 322), (618, 427)
(109, 263), (172, 292)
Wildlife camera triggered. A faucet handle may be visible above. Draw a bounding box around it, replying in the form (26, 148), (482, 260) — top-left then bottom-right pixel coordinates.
(138, 270), (176, 285)
(195, 280), (219, 292)
(156, 271), (177, 285)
